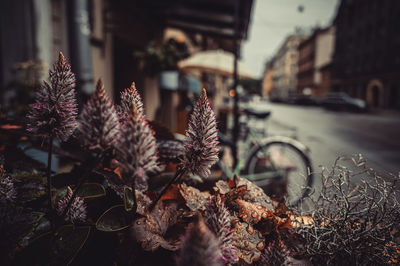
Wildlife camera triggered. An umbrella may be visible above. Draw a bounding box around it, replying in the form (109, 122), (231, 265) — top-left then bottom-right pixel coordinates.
(178, 50), (256, 80)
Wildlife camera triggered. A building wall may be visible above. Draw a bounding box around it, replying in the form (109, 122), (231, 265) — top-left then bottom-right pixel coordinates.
(315, 27), (335, 74)
(273, 35), (305, 99)
(51, 0), (69, 60)
(0, 0), (36, 99)
(297, 37), (315, 93)
(314, 27), (335, 97)
(90, 0), (114, 99)
(332, 0), (400, 109)
(262, 67), (274, 97)
(297, 26), (335, 98)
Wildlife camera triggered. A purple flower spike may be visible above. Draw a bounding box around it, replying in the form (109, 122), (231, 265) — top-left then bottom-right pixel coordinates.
(27, 52), (78, 141)
(119, 82), (145, 118)
(116, 102), (160, 189)
(182, 88), (219, 178)
(177, 216), (223, 266)
(204, 196), (238, 264)
(256, 240), (292, 266)
(56, 187), (87, 224)
(0, 167), (16, 203)
(79, 78), (120, 152)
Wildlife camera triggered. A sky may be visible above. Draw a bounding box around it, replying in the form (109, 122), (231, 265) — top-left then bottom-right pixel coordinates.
(242, 0), (340, 78)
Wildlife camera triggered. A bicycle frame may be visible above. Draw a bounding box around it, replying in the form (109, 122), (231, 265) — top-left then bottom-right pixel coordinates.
(218, 128), (310, 182)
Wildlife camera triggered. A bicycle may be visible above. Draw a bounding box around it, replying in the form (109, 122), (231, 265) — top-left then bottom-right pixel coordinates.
(217, 107), (313, 206)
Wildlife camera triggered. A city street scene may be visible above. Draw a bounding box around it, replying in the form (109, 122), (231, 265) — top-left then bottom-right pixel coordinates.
(0, 0), (399, 265)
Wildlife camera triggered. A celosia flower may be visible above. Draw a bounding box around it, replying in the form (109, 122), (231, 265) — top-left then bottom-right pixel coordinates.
(182, 88), (219, 178)
(27, 52), (78, 141)
(0, 167), (16, 203)
(177, 216), (223, 266)
(116, 102), (160, 190)
(79, 78), (120, 151)
(118, 82), (145, 118)
(204, 196), (238, 264)
(256, 240), (292, 266)
(56, 186), (87, 224)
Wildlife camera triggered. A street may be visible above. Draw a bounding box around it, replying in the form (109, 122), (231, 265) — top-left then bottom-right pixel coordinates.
(246, 102), (400, 181)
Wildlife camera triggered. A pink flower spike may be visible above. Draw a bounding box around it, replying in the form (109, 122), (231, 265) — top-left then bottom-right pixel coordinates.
(27, 52), (78, 141)
(79, 78), (120, 152)
(119, 82), (145, 117)
(182, 88), (219, 178)
(115, 101), (160, 190)
(177, 216), (223, 266)
(0, 167), (16, 203)
(56, 187), (87, 224)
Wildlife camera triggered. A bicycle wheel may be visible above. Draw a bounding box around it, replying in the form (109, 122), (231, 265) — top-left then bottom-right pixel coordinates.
(244, 141), (313, 206)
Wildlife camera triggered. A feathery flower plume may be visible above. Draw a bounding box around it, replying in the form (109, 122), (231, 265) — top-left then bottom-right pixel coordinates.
(177, 216), (223, 266)
(27, 52), (78, 141)
(256, 240), (292, 266)
(56, 186), (87, 224)
(0, 167), (16, 203)
(79, 78), (120, 152)
(182, 88), (219, 178)
(119, 82), (145, 118)
(204, 196), (238, 264)
(116, 102), (160, 189)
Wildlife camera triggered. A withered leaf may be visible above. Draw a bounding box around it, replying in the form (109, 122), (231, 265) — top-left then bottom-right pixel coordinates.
(233, 176), (276, 210)
(179, 183), (210, 212)
(231, 219), (265, 264)
(160, 184), (183, 202)
(236, 199), (274, 224)
(214, 180), (231, 195)
(214, 179), (248, 203)
(136, 190), (152, 216)
(132, 201), (181, 251)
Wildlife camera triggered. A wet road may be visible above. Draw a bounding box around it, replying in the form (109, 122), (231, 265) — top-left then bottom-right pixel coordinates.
(246, 102), (400, 179)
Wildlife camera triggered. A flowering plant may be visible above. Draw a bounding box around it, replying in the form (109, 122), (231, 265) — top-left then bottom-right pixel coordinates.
(0, 53), (398, 266)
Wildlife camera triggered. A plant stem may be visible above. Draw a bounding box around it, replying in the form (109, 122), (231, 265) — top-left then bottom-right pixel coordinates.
(150, 168), (185, 211)
(47, 136), (54, 210)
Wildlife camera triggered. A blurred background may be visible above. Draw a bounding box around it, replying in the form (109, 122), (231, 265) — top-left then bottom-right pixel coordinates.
(0, 0), (399, 176)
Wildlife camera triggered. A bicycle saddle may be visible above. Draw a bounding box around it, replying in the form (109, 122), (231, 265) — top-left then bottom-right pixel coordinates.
(243, 108), (271, 119)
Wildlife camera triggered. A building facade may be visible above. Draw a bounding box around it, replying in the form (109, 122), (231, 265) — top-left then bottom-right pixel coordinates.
(0, 0), (253, 131)
(332, 0), (400, 109)
(271, 34), (306, 100)
(297, 26), (335, 98)
(262, 58), (275, 97)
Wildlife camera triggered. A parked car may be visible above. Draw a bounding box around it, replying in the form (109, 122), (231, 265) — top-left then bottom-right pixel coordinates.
(321, 92), (368, 112)
(288, 93), (320, 106)
(268, 96), (284, 103)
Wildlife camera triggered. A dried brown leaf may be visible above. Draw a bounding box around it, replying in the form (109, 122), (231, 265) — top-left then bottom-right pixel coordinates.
(236, 199), (274, 224)
(131, 201), (181, 251)
(233, 176), (276, 210)
(179, 183), (210, 212)
(231, 219), (265, 264)
(160, 184), (183, 201)
(213, 180), (231, 195)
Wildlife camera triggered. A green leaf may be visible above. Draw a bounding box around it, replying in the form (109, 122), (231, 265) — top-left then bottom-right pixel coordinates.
(12, 172), (46, 203)
(123, 186), (134, 211)
(96, 205), (131, 232)
(12, 172), (46, 183)
(54, 183), (106, 204)
(14, 225), (91, 265)
(76, 183), (106, 199)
